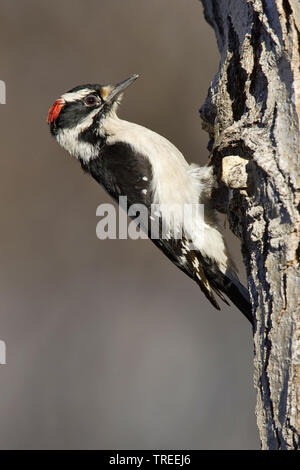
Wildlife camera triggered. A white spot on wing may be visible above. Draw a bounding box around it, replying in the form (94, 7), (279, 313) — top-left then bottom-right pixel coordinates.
(192, 257), (200, 270)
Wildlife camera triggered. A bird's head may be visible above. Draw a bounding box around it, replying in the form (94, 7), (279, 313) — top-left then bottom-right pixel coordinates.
(47, 74), (139, 162)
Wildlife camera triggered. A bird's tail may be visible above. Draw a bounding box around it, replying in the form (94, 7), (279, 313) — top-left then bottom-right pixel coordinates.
(194, 260), (253, 326)
(219, 273), (253, 326)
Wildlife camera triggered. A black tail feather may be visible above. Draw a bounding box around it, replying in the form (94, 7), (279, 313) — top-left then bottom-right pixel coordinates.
(221, 276), (254, 326)
(203, 264), (254, 326)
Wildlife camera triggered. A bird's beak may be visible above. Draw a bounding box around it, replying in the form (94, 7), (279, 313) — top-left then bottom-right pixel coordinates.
(101, 74), (139, 104)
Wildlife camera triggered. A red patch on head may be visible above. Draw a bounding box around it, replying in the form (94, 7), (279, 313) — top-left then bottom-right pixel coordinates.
(47, 99), (64, 124)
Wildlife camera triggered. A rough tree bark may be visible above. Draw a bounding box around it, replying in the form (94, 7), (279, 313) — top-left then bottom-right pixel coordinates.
(200, 0), (300, 450)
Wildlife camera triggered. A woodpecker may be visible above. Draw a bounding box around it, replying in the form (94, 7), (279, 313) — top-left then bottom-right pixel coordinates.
(47, 75), (253, 325)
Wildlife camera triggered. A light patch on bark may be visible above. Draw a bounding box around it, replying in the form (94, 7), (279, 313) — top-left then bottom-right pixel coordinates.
(222, 156), (249, 189)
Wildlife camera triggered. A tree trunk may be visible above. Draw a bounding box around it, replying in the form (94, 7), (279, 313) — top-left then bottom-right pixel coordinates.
(200, 0), (300, 450)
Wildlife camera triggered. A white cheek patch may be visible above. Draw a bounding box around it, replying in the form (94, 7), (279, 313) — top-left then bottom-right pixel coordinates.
(57, 128), (99, 161)
(56, 108), (101, 162)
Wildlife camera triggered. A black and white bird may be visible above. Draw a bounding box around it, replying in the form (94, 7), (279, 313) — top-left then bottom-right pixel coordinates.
(47, 75), (253, 325)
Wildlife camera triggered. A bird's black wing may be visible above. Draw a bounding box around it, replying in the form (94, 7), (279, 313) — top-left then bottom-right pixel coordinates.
(85, 141), (154, 207)
(83, 141), (253, 324)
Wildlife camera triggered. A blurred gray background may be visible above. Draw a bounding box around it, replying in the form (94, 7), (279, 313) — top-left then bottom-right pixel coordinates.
(0, 0), (259, 449)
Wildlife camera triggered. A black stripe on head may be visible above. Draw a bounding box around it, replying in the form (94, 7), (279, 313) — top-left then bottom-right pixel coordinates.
(54, 100), (91, 129)
(66, 84), (101, 94)
(52, 84), (103, 132)
(78, 112), (105, 147)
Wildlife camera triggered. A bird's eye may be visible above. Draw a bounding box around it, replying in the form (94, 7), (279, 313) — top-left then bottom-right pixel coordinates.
(84, 95), (99, 107)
